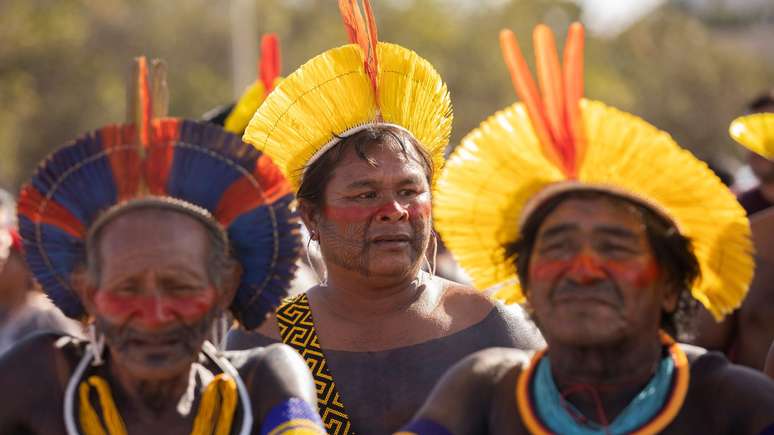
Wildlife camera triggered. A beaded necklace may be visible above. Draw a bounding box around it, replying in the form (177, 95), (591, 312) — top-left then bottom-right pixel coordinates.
(516, 332), (689, 435)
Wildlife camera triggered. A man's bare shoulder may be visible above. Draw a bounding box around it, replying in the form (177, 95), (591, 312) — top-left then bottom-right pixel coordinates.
(0, 332), (81, 433)
(687, 350), (774, 433)
(226, 343), (317, 421)
(409, 347), (531, 434)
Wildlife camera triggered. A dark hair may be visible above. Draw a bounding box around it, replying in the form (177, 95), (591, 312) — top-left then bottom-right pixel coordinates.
(297, 125), (434, 209)
(504, 189), (701, 338)
(747, 90), (774, 113)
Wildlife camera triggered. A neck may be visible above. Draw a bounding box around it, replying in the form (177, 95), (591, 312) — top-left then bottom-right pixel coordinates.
(547, 332), (663, 423)
(108, 356), (194, 418)
(319, 264), (431, 321)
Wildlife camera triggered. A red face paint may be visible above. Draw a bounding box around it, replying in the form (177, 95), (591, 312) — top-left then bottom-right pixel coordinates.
(530, 253), (660, 290)
(94, 288), (216, 329)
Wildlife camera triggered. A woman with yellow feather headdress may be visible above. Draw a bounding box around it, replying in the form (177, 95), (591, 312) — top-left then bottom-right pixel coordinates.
(226, 1), (544, 434)
(398, 22), (774, 435)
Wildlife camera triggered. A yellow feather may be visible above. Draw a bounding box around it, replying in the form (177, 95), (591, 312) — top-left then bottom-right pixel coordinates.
(224, 81), (268, 134)
(435, 98), (753, 320)
(729, 113), (774, 158)
(243, 42), (452, 191)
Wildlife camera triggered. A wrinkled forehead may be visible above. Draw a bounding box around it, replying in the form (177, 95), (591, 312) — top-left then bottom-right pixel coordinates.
(533, 192), (653, 241)
(90, 205), (218, 270)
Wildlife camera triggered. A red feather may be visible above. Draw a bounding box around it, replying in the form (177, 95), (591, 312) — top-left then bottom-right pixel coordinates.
(260, 34), (281, 92)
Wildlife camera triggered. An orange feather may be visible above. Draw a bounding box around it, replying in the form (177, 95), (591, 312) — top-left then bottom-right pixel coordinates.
(136, 57), (152, 148)
(533, 25), (571, 172)
(499, 29), (561, 168)
(563, 22), (585, 177)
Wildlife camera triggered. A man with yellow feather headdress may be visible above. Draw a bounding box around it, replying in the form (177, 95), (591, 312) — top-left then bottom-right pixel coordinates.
(227, 1), (544, 434)
(398, 23), (774, 435)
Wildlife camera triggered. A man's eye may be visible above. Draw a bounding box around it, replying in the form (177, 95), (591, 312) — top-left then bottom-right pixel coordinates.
(599, 242), (635, 255)
(398, 189), (419, 197)
(353, 191), (377, 200)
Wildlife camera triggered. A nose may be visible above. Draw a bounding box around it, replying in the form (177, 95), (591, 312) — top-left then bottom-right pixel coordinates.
(138, 290), (176, 328)
(566, 251), (606, 285)
(377, 200), (409, 222)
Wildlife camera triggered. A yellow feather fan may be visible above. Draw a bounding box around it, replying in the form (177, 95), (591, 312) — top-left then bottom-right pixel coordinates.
(729, 113), (774, 158)
(243, 3), (452, 191)
(434, 24), (752, 321)
(223, 34), (283, 134)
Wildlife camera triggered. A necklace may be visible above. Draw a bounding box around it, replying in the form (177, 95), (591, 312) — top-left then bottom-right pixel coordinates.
(64, 341), (253, 435)
(516, 331), (689, 435)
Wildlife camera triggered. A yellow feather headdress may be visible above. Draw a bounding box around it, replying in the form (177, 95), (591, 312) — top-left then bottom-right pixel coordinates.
(729, 112), (774, 158)
(242, 0), (452, 191)
(434, 23), (752, 321)
(222, 34), (283, 134)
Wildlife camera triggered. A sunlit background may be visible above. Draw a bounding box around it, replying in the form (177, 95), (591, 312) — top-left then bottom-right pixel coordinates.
(1, 0), (773, 191)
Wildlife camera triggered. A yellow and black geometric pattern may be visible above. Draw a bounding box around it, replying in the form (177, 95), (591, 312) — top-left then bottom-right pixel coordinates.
(277, 294), (356, 435)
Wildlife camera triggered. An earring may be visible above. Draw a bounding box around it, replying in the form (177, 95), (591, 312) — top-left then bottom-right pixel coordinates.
(422, 231), (438, 280)
(87, 323), (106, 366)
(306, 237), (328, 286)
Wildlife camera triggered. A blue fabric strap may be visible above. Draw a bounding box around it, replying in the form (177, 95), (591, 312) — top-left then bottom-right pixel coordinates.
(259, 397), (326, 435)
(533, 354), (675, 435)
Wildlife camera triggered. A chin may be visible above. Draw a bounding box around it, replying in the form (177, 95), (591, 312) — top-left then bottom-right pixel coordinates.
(365, 257), (420, 278)
(541, 306), (626, 347)
(120, 351), (198, 380)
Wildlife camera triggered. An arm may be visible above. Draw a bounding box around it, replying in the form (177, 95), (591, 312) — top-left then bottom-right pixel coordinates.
(249, 343), (325, 434)
(765, 340), (774, 379)
(398, 348), (529, 435)
(0, 333), (68, 433)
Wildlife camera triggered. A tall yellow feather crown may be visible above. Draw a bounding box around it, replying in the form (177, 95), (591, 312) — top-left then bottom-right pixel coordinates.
(242, 0), (452, 191)
(222, 34), (283, 134)
(434, 23), (752, 320)
(730, 112), (774, 158)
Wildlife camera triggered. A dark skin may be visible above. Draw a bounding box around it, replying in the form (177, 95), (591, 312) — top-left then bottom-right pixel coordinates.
(408, 197), (774, 434)
(691, 207), (774, 370)
(0, 250), (34, 321)
(235, 140), (542, 433)
(746, 102), (774, 203)
(0, 209), (317, 434)
(256, 143), (498, 351)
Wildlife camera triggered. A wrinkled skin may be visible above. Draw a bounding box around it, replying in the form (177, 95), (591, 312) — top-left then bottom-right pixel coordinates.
(81, 210), (229, 381)
(0, 207), (320, 434)
(404, 196), (774, 434)
(304, 142), (432, 282)
(527, 197), (676, 348)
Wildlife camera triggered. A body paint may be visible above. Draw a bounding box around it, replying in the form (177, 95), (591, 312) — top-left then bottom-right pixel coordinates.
(530, 253), (661, 289)
(94, 288), (216, 328)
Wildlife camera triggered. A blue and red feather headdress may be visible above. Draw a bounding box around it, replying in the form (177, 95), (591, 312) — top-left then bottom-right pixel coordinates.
(17, 58), (300, 328)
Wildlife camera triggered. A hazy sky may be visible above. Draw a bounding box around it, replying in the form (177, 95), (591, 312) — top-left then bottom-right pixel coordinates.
(576, 0), (667, 36)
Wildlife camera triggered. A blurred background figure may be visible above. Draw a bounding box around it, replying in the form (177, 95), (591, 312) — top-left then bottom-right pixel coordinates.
(0, 190), (81, 355)
(736, 90), (774, 215)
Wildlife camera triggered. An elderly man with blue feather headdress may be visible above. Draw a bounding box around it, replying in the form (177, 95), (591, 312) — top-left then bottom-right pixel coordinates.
(0, 58), (326, 435)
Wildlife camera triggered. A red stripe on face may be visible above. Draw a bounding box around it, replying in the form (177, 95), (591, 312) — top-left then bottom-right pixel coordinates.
(530, 254), (660, 289)
(94, 288), (216, 329)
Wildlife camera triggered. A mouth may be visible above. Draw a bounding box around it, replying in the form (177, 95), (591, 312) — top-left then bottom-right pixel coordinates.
(552, 286), (620, 308)
(370, 234), (412, 246)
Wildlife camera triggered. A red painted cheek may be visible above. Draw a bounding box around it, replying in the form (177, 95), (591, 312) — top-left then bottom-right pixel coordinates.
(407, 199), (431, 222)
(94, 288), (217, 328)
(324, 205), (380, 222)
(603, 259), (661, 289)
(529, 258), (571, 283)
